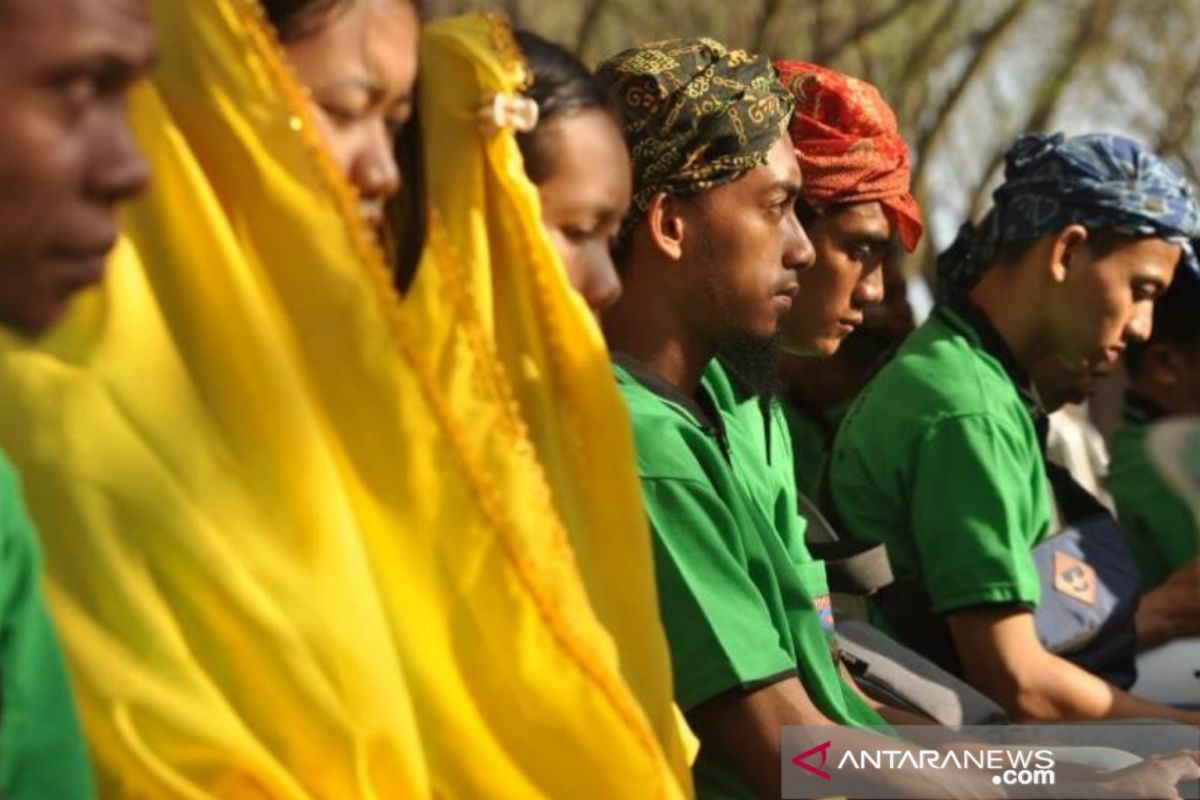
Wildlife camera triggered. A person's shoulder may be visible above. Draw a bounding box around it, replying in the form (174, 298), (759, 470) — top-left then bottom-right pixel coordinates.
(867, 314), (1011, 417)
(0, 448), (20, 503)
(614, 365), (728, 482)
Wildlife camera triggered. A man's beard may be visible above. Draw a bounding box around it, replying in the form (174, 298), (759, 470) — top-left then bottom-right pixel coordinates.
(717, 333), (783, 399)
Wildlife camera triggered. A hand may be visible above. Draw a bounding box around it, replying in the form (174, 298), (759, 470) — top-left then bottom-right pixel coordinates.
(1099, 750), (1200, 800)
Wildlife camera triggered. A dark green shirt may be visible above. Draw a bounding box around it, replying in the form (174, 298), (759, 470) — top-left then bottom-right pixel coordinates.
(782, 399), (848, 501)
(0, 452), (93, 799)
(614, 355), (884, 800)
(828, 303), (1051, 626)
(1106, 391), (1199, 589)
(702, 360), (838, 634)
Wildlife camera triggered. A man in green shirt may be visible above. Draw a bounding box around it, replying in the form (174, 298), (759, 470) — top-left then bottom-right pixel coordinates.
(597, 40), (892, 800)
(779, 246), (916, 496)
(1107, 262), (1200, 585)
(1105, 261), (1200, 648)
(828, 132), (1200, 725)
(699, 60), (922, 635)
(0, 0), (155, 796)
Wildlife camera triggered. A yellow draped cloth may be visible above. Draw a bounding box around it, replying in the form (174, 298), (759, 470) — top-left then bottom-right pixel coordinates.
(0, 2), (690, 797)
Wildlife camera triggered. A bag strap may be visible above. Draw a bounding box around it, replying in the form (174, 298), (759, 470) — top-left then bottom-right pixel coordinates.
(807, 540), (894, 596)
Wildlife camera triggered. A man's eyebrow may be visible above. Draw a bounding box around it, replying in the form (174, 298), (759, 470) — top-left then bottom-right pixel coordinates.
(762, 179), (802, 197)
(855, 229), (892, 245)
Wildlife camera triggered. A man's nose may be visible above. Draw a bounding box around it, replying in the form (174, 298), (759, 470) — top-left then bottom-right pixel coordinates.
(89, 113), (151, 203)
(784, 206), (815, 272)
(855, 265), (885, 307)
(1125, 305), (1153, 344)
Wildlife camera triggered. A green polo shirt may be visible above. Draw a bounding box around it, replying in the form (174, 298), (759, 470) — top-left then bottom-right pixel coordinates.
(827, 302), (1051, 629)
(783, 400), (848, 501)
(0, 452), (93, 799)
(699, 360), (834, 612)
(614, 355), (884, 800)
(1106, 391), (1199, 589)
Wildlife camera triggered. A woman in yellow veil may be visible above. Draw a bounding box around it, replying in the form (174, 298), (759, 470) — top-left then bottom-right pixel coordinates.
(0, 1), (690, 797)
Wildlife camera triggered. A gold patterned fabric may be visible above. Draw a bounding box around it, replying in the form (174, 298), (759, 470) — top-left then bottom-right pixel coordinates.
(596, 37), (793, 224)
(0, 3), (690, 798)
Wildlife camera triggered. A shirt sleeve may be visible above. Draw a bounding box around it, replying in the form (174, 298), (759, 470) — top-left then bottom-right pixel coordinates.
(1133, 492), (1197, 578)
(640, 477), (797, 711)
(909, 414), (1046, 614)
(0, 463), (94, 799)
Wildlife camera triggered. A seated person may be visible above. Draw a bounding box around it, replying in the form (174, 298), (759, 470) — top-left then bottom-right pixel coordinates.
(781, 243), (915, 497)
(0, 0), (155, 796)
(827, 131), (1200, 724)
(513, 30), (629, 314)
(596, 40), (1000, 800)
(701, 60), (922, 552)
(1032, 322), (1200, 657)
(1106, 261), (1200, 639)
(597, 48), (1200, 799)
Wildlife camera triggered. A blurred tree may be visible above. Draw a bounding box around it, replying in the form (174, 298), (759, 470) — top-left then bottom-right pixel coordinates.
(424, 0), (1200, 285)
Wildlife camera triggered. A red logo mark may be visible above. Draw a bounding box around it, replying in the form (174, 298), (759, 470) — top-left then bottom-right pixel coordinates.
(791, 740), (832, 780)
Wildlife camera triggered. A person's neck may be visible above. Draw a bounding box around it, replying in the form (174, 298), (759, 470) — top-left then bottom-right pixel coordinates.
(782, 353), (857, 415)
(967, 268), (1046, 370)
(604, 289), (714, 396)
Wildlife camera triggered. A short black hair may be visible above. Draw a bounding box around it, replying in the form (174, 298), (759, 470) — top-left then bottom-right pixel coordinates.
(261, 0), (347, 42)
(262, 0), (421, 43)
(1125, 261), (1200, 376)
(513, 30), (612, 184)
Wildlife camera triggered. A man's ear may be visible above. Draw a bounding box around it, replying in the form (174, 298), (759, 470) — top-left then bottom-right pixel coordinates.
(1048, 223), (1089, 283)
(646, 191), (687, 261)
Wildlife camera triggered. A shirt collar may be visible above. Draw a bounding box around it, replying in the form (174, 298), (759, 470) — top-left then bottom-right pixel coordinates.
(935, 297), (1048, 444)
(612, 351), (727, 439)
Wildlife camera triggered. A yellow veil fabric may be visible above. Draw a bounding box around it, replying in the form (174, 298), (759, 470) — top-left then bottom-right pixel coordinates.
(0, 2), (690, 798)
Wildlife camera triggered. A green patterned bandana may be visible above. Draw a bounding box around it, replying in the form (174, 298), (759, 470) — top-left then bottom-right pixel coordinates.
(596, 38), (794, 228)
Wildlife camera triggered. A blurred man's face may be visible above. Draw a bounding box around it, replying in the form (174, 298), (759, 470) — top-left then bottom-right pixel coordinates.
(0, 0), (155, 336)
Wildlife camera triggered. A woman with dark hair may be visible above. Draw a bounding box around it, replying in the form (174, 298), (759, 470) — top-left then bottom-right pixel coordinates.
(514, 30), (631, 314)
(263, 0), (419, 232)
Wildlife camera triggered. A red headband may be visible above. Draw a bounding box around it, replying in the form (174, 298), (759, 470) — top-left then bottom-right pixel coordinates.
(773, 60), (924, 252)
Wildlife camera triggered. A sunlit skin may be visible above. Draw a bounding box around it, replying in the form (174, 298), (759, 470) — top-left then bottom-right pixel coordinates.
(533, 109), (631, 314)
(0, 0), (155, 335)
(678, 137), (815, 345)
(780, 200), (891, 356)
(1037, 232), (1181, 405)
(285, 0), (417, 230)
(603, 135), (814, 394)
(779, 245), (915, 418)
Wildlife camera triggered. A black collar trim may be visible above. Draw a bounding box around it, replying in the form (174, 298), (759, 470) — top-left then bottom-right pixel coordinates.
(612, 352), (726, 438)
(935, 298), (1047, 445)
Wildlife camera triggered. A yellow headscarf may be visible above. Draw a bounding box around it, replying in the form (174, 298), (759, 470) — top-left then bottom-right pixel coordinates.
(0, 2), (690, 798)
